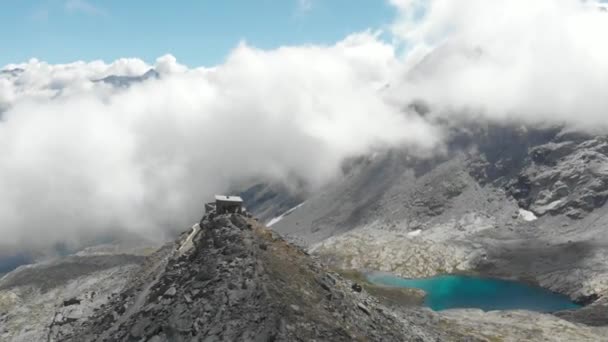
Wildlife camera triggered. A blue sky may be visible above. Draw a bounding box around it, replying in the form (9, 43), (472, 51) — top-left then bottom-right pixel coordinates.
(1, 0), (396, 68)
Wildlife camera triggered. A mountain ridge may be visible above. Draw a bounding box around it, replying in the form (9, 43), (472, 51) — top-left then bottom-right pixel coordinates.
(54, 212), (455, 341)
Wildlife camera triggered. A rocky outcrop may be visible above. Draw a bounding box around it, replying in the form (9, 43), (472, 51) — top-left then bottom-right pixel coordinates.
(507, 137), (608, 219)
(63, 213), (459, 342)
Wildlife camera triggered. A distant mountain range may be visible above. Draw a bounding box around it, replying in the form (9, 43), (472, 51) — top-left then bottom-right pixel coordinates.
(0, 68), (24, 77)
(93, 69), (159, 87)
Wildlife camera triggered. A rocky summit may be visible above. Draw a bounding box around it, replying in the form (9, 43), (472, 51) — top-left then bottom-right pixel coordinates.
(40, 212), (452, 342)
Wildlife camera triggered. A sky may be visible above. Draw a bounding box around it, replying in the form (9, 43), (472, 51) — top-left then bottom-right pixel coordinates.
(1, 0), (395, 67)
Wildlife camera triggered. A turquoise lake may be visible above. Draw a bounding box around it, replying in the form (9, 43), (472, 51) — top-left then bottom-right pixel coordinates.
(366, 273), (581, 312)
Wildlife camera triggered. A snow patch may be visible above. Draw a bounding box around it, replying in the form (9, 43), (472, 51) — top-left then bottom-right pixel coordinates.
(266, 216), (284, 227)
(267, 202), (306, 227)
(407, 229), (422, 237)
(518, 209), (538, 222)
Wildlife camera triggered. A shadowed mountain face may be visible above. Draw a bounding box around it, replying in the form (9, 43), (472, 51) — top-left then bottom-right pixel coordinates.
(239, 182), (307, 223)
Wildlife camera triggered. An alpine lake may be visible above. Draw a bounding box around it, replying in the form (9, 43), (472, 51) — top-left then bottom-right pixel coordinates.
(366, 273), (581, 312)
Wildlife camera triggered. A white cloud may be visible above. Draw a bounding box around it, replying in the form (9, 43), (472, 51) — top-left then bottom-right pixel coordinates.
(0, 33), (440, 250)
(154, 54), (188, 75)
(387, 0), (608, 131)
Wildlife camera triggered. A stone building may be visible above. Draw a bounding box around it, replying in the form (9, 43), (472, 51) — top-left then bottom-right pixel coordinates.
(214, 195), (244, 214)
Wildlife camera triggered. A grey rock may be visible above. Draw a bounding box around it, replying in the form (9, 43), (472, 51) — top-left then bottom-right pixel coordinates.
(147, 334), (167, 342)
(357, 302), (371, 315)
(63, 298), (81, 307)
(163, 286), (177, 297)
(129, 317), (150, 338)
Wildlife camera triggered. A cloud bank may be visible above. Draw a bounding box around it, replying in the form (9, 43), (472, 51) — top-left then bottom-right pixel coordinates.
(387, 0), (608, 130)
(0, 33), (437, 250)
(2, 0), (608, 250)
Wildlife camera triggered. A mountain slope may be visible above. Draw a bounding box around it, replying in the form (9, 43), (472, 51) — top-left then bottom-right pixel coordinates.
(272, 125), (608, 323)
(60, 213), (456, 342)
(0, 248), (160, 342)
(2, 210), (605, 341)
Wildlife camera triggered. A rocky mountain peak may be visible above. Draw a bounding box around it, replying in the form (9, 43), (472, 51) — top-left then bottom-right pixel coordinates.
(53, 211), (450, 342)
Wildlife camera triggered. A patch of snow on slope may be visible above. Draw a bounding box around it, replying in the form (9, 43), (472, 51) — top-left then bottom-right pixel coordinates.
(267, 202), (306, 227)
(407, 229), (422, 237)
(518, 208), (538, 222)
